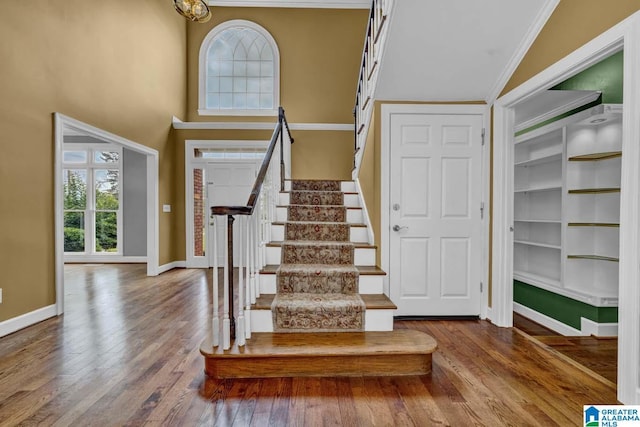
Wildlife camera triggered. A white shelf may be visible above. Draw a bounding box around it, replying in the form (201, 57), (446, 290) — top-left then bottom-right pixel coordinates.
(514, 103), (622, 316)
(514, 240), (561, 250)
(514, 270), (560, 289)
(515, 152), (562, 167)
(514, 185), (562, 193)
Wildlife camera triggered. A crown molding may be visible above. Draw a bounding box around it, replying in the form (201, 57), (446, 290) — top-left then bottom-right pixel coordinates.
(209, 0), (370, 9)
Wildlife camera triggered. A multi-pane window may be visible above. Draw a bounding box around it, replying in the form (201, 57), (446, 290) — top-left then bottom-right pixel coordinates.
(63, 146), (121, 255)
(199, 21), (279, 115)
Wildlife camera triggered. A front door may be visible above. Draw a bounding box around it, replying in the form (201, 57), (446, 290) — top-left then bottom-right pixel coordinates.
(206, 161), (261, 267)
(389, 112), (483, 316)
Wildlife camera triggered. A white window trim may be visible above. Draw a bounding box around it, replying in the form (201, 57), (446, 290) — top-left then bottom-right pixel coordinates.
(198, 20), (280, 117)
(62, 143), (123, 258)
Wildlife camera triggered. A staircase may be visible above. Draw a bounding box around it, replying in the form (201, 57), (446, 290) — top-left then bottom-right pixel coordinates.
(200, 179), (437, 378)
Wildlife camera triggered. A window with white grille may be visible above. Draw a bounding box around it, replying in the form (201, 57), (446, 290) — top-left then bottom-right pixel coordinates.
(199, 20), (279, 116)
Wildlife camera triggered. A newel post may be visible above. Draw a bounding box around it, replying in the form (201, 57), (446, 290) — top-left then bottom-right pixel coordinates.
(227, 214), (236, 340)
(279, 106), (285, 192)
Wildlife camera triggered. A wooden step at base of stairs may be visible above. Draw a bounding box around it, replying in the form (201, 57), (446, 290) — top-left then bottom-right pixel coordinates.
(250, 294), (396, 332)
(200, 330), (436, 378)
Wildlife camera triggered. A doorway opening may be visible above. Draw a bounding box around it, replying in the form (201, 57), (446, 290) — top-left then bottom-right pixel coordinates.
(54, 113), (159, 315)
(185, 140), (269, 268)
(492, 12), (640, 403)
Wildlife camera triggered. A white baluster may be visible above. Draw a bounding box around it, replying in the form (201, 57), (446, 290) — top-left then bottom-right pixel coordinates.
(237, 216), (246, 347)
(249, 211), (257, 304)
(245, 214), (252, 340)
(255, 200), (262, 298)
(212, 215), (219, 348)
(223, 216), (230, 350)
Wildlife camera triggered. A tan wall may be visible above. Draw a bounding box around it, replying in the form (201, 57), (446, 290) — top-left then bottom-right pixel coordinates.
(170, 8), (367, 263)
(0, 1), (187, 322)
(173, 127), (353, 260)
(502, 1), (640, 95)
(187, 8), (368, 124)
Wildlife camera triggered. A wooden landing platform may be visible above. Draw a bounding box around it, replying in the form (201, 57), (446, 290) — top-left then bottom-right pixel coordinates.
(200, 330), (437, 379)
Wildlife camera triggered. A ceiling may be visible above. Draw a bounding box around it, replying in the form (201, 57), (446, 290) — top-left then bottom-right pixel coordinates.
(375, 0), (558, 103)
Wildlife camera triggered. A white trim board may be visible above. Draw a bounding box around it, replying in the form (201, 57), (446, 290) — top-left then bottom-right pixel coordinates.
(0, 305), (57, 338)
(209, 0), (370, 9)
(64, 256), (148, 263)
(158, 261), (187, 275)
(172, 117), (352, 131)
(513, 303), (618, 337)
(514, 302), (581, 336)
(492, 11), (640, 404)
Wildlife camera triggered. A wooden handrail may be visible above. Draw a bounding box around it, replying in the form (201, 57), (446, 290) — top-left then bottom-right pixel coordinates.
(353, 0), (388, 173)
(209, 107), (293, 344)
(211, 106), (293, 216)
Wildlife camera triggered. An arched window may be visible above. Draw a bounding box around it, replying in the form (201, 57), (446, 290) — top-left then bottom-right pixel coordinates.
(199, 20), (280, 116)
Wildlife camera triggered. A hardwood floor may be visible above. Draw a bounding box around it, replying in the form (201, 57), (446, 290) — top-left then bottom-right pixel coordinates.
(513, 312), (618, 384)
(0, 264), (617, 426)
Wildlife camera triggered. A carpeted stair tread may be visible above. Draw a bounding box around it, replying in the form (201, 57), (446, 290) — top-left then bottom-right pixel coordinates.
(289, 190), (344, 206)
(281, 241), (354, 265)
(285, 221), (350, 241)
(272, 179), (365, 333)
(262, 264), (386, 276)
(287, 205), (347, 222)
(271, 293), (365, 332)
(290, 180), (342, 192)
(277, 264), (359, 294)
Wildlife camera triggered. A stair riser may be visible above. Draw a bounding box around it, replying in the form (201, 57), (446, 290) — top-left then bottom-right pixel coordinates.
(266, 246), (376, 266)
(277, 273), (358, 294)
(260, 274), (384, 295)
(276, 207), (364, 224)
(279, 192), (360, 207)
(271, 224), (368, 243)
(284, 181), (357, 192)
(250, 308), (393, 332)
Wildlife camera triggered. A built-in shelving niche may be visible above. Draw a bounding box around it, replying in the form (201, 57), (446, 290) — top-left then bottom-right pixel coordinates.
(513, 101), (622, 330)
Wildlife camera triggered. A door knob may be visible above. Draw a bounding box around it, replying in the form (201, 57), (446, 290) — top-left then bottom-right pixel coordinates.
(392, 225), (408, 232)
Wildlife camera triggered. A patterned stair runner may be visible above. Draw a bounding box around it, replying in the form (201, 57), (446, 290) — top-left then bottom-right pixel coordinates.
(271, 180), (366, 332)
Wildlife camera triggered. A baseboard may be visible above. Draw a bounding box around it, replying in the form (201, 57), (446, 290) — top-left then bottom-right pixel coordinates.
(581, 317), (618, 337)
(513, 302), (582, 336)
(64, 256), (148, 263)
(0, 304), (57, 338)
(158, 261), (187, 274)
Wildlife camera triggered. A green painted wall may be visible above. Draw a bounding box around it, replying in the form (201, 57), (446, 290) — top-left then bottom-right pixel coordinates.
(514, 281), (618, 330)
(551, 50), (623, 103)
(515, 51), (623, 136)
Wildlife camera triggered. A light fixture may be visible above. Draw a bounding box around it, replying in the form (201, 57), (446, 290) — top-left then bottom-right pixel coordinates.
(590, 118), (607, 124)
(174, 0), (211, 23)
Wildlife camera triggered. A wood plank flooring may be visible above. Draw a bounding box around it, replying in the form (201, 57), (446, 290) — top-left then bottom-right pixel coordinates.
(513, 312), (618, 384)
(0, 264), (618, 426)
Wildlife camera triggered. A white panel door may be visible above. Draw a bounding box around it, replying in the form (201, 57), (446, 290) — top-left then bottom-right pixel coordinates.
(389, 113), (483, 316)
(206, 161), (261, 267)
